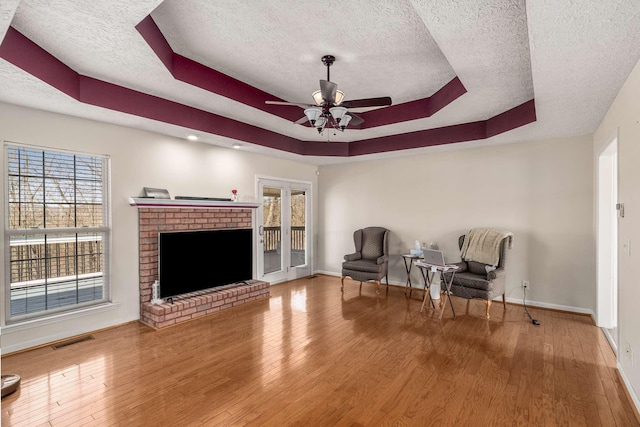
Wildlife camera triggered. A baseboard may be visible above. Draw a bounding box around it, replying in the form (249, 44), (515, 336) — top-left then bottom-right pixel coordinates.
(1, 318), (137, 356)
(1, 302), (123, 355)
(504, 296), (595, 318)
(602, 327), (618, 356)
(312, 269), (339, 277)
(317, 269), (594, 316)
(617, 361), (640, 423)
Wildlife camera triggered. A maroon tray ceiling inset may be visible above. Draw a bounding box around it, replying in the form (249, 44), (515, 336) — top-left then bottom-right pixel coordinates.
(136, 15), (468, 129)
(0, 26), (537, 157)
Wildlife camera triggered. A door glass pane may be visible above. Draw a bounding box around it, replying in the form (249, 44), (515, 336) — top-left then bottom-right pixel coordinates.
(290, 189), (306, 267)
(263, 187), (282, 274)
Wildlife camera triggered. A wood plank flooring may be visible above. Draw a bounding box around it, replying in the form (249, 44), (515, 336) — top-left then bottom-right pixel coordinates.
(2, 275), (639, 426)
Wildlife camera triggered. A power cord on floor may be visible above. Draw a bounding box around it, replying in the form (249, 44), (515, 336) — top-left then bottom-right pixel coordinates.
(523, 287), (540, 326)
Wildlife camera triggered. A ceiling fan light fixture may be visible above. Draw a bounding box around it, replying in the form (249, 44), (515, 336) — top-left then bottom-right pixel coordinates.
(312, 90), (323, 105)
(339, 114), (352, 131)
(329, 106), (348, 123)
(304, 108), (322, 125)
(315, 116), (327, 133)
(268, 56), (387, 134)
(312, 89), (345, 106)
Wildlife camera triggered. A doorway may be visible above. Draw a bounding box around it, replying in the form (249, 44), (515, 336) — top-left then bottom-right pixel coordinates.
(256, 177), (312, 283)
(597, 135), (618, 351)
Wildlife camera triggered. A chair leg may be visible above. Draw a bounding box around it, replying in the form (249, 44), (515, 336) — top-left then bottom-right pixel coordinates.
(484, 300), (491, 319)
(341, 276), (345, 292)
(385, 276), (389, 294)
(375, 280), (380, 295)
(502, 294), (507, 310)
(359, 281), (363, 293)
(466, 299), (470, 314)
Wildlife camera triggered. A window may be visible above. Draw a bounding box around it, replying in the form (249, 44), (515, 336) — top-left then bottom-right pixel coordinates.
(5, 144), (110, 322)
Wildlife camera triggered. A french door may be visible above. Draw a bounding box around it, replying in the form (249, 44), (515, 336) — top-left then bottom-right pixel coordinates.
(256, 177), (311, 283)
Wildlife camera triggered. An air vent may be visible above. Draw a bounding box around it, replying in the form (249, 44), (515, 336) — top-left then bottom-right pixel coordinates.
(307, 275), (318, 279)
(51, 335), (94, 350)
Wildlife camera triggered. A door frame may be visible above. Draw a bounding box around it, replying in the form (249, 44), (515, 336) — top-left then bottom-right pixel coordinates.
(255, 175), (313, 284)
(596, 130), (619, 352)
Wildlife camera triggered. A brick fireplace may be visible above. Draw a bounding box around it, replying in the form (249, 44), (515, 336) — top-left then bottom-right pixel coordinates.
(130, 199), (268, 328)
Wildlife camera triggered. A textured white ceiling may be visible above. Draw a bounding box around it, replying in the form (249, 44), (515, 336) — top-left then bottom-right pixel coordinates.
(152, 0), (456, 105)
(1, 0), (640, 165)
(0, 0), (19, 41)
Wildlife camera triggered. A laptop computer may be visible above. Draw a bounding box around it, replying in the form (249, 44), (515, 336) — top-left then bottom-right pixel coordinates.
(421, 248), (448, 266)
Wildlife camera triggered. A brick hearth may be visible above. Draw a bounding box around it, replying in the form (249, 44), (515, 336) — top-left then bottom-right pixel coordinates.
(140, 280), (269, 329)
(135, 205), (268, 328)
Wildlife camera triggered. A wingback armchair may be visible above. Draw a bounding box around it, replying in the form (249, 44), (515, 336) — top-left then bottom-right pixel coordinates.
(341, 227), (389, 294)
(443, 234), (511, 318)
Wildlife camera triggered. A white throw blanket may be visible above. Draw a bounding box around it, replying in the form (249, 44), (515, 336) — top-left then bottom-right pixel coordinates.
(460, 228), (513, 266)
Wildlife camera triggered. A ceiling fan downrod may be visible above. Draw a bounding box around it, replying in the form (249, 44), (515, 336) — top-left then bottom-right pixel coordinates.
(321, 55), (335, 81)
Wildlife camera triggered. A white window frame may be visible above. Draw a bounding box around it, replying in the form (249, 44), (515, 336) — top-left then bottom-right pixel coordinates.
(3, 142), (111, 324)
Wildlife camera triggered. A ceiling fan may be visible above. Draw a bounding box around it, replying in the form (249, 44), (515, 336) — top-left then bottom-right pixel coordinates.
(266, 55), (392, 134)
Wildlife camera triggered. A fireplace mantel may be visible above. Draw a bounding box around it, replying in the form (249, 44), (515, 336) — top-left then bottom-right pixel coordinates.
(129, 197), (260, 209)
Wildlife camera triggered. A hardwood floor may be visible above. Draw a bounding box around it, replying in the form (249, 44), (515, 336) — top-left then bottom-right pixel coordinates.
(2, 275), (638, 426)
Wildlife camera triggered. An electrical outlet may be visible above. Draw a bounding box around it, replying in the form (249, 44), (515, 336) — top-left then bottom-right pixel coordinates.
(522, 280), (530, 289)
(624, 342), (634, 365)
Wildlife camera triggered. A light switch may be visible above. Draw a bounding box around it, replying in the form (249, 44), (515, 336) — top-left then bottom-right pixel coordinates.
(623, 239), (631, 256)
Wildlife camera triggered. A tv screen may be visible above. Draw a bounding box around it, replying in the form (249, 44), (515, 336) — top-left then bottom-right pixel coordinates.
(159, 228), (253, 299)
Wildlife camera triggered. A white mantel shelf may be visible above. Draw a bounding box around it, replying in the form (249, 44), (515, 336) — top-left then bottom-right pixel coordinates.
(129, 197), (261, 209)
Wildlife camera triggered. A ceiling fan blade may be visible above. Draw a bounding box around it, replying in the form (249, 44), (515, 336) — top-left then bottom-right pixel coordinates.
(346, 112), (364, 126)
(294, 116), (308, 125)
(341, 96), (392, 109)
(265, 100), (315, 109)
(319, 80), (337, 104)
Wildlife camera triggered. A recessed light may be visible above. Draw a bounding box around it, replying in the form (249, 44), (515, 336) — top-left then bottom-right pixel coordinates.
(187, 134), (198, 141)
(232, 144), (242, 149)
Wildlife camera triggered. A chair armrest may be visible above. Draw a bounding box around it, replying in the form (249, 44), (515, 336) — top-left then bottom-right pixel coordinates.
(487, 267), (505, 281)
(344, 253), (361, 262)
(376, 255), (388, 265)
(451, 261), (468, 273)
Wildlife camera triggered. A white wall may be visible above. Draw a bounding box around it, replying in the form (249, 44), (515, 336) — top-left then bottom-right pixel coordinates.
(0, 102), (318, 354)
(594, 57), (640, 409)
(317, 136), (595, 312)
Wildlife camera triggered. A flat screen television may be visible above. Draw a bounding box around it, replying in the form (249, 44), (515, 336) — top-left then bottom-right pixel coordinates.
(158, 228), (253, 299)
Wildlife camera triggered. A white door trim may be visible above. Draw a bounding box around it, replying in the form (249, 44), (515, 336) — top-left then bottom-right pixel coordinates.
(255, 176), (312, 283)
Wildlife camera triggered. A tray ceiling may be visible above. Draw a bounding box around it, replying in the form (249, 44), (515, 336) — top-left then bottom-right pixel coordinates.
(1, 0), (639, 165)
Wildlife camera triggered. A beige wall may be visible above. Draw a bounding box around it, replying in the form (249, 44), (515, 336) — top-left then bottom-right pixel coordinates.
(0, 102), (318, 353)
(594, 57), (640, 406)
(317, 136), (595, 311)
